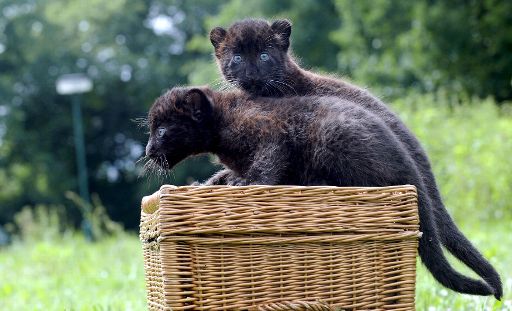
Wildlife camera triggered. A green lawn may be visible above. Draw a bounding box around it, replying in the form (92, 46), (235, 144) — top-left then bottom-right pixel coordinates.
(415, 220), (511, 310)
(1, 222), (510, 310)
(0, 233), (146, 311)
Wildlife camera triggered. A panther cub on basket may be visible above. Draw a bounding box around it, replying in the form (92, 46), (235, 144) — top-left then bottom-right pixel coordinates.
(144, 86), (501, 299)
(208, 18), (502, 299)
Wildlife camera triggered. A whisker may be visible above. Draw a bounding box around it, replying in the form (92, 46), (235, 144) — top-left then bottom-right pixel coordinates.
(267, 80), (285, 96)
(265, 81), (281, 96)
(132, 117), (149, 129)
(270, 79), (298, 95)
(136, 155), (148, 165)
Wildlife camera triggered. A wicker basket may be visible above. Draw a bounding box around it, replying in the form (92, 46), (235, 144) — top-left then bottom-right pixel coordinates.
(140, 185), (420, 311)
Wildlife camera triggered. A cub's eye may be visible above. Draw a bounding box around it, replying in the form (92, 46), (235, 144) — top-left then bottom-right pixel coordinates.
(157, 127), (166, 138)
(232, 54), (242, 63)
(260, 53), (269, 61)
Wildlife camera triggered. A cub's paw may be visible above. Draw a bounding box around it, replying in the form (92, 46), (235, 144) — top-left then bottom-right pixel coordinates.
(203, 169), (234, 185)
(227, 176), (250, 186)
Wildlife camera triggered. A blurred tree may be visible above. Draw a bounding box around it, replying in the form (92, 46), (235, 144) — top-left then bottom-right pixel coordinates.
(331, 0), (512, 101)
(0, 0), (223, 228)
(331, 1), (418, 97)
(0, 0), (510, 230)
(418, 0), (512, 102)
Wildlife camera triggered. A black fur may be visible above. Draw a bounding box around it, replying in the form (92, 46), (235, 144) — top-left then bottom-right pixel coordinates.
(209, 18), (503, 299)
(146, 86), (501, 298)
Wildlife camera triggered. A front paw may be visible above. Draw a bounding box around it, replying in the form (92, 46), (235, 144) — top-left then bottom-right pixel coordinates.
(227, 176), (250, 186)
(202, 169), (233, 185)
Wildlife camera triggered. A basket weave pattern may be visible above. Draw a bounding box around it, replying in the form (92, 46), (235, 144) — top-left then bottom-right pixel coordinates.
(140, 185), (420, 311)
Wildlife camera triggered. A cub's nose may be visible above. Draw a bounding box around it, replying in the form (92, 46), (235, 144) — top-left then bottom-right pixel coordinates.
(246, 72), (256, 80)
(245, 66), (258, 80)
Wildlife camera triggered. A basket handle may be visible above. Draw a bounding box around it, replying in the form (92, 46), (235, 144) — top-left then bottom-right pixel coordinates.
(249, 301), (335, 311)
(141, 190), (160, 214)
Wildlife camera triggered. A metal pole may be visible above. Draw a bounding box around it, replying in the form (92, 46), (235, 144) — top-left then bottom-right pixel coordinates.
(71, 96), (93, 241)
(71, 96), (90, 204)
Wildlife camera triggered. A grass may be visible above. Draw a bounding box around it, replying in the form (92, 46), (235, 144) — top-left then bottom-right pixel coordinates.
(0, 223), (510, 310)
(415, 220), (512, 310)
(0, 233), (146, 311)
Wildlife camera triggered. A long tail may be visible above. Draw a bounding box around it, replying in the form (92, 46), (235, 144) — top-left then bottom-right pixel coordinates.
(416, 194), (496, 297)
(414, 152), (502, 299)
(433, 197), (503, 299)
(394, 105), (502, 298)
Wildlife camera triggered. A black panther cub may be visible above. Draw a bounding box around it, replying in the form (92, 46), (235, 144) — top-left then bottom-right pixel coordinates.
(145, 86), (500, 299)
(209, 19), (502, 299)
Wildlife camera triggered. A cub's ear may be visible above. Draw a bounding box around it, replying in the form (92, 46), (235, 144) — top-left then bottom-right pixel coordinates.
(179, 88), (213, 122)
(210, 27), (227, 49)
(271, 19), (292, 51)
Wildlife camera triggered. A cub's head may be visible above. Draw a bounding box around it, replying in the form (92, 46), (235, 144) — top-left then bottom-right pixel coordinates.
(210, 18), (292, 96)
(145, 87), (214, 171)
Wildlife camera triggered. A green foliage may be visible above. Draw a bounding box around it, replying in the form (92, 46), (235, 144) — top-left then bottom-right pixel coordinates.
(0, 0), (222, 228)
(11, 204), (69, 243)
(6, 191), (124, 242)
(65, 191), (124, 240)
(332, 0), (512, 101)
(331, 1), (419, 97)
(390, 94), (512, 223)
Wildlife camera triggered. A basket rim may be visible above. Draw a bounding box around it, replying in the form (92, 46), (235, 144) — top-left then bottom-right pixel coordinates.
(142, 184), (417, 215)
(159, 184), (417, 191)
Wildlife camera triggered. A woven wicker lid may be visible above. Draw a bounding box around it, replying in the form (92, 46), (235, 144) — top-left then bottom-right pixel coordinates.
(144, 185), (419, 237)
